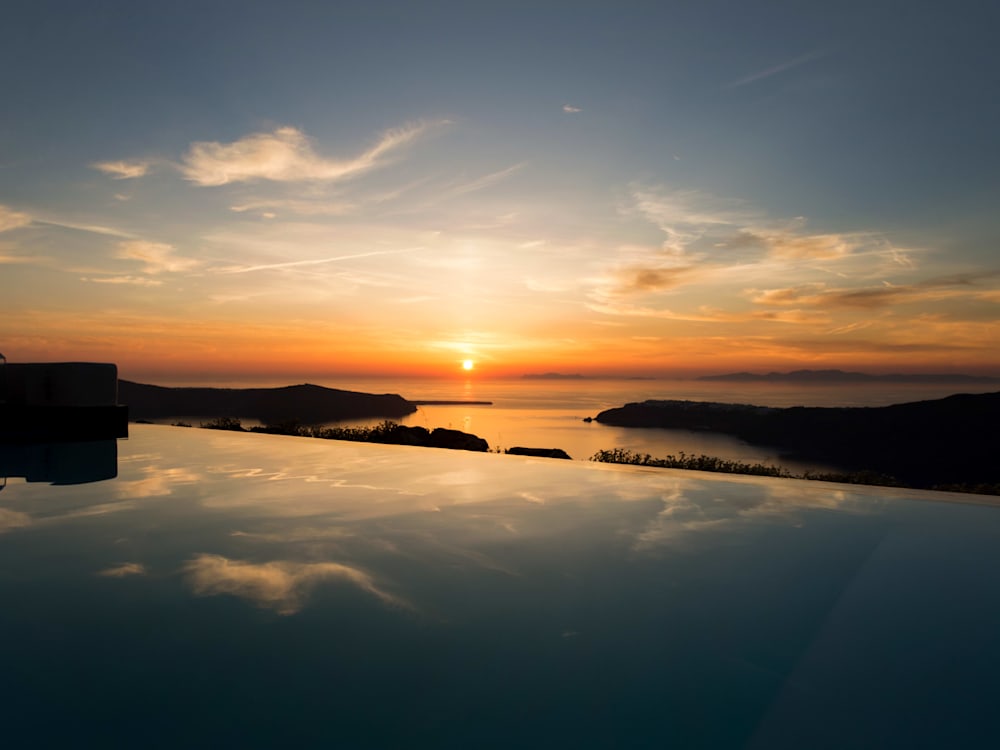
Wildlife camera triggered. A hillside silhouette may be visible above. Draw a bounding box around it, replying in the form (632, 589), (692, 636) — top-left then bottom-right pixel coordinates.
(596, 391), (1000, 489)
(120, 380), (416, 424)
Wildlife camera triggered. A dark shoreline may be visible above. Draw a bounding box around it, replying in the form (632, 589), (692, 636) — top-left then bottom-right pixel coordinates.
(594, 392), (1000, 490)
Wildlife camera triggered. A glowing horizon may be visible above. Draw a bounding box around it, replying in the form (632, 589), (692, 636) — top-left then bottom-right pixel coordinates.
(3, 4), (999, 382)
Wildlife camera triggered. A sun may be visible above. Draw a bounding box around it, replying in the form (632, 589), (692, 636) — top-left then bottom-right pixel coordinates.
(461, 359), (474, 372)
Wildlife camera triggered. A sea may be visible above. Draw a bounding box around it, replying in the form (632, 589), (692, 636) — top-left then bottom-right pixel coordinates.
(171, 376), (1000, 475)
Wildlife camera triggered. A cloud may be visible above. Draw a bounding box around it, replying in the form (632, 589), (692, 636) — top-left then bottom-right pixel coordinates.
(631, 187), (753, 230)
(444, 162), (526, 196)
(626, 187), (757, 257)
(750, 283), (828, 306)
(81, 275), (164, 286)
(562, 104), (582, 113)
(588, 299), (827, 325)
(91, 160), (151, 179)
(184, 554), (405, 615)
(750, 282), (910, 309)
(586, 301), (686, 319)
(0, 508), (32, 533)
(98, 562), (147, 577)
(633, 481), (853, 551)
(725, 227), (864, 260)
(524, 276), (570, 293)
(626, 186), (878, 264)
(828, 285), (924, 308)
(582, 184), (977, 329)
(1, 251), (49, 265)
(749, 272), (1000, 310)
(0, 204), (31, 232)
(180, 121), (444, 186)
(608, 264), (700, 295)
(888, 245), (915, 268)
(920, 270), (1000, 287)
(32, 218), (136, 239)
(219, 246), (422, 275)
(751, 308), (830, 324)
(116, 240), (200, 274)
(229, 198), (357, 217)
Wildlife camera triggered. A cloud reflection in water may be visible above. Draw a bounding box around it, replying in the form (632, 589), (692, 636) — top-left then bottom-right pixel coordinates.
(630, 476), (872, 551)
(184, 553), (407, 615)
(0, 507), (32, 533)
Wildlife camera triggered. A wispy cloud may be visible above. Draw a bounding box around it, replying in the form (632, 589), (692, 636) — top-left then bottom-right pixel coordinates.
(0, 204), (31, 232)
(749, 272), (1000, 310)
(445, 162), (526, 196)
(624, 185), (894, 265)
(33, 218), (137, 239)
(229, 198), (357, 217)
(98, 562), (147, 577)
(581, 184), (967, 331)
(116, 240), (200, 274)
(726, 226), (865, 260)
(627, 187), (755, 256)
(81, 275), (164, 286)
(180, 121), (446, 186)
(0, 251), (47, 265)
(219, 246), (422, 274)
(605, 264), (701, 295)
(586, 301), (686, 319)
(562, 104), (582, 113)
(725, 50), (826, 88)
(91, 160), (152, 179)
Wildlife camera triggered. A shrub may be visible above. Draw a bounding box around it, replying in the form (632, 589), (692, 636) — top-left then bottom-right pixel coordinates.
(201, 416), (245, 431)
(590, 448), (792, 478)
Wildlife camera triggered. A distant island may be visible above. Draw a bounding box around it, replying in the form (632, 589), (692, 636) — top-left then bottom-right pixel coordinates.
(119, 380), (416, 424)
(595, 392), (1000, 490)
(697, 369), (1000, 384)
(522, 373), (586, 380)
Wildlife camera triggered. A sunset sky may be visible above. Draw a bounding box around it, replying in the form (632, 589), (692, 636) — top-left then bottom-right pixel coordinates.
(2, 1), (999, 382)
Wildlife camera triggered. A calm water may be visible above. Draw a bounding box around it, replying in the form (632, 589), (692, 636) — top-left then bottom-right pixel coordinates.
(2, 426), (1000, 747)
(282, 377), (999, 472)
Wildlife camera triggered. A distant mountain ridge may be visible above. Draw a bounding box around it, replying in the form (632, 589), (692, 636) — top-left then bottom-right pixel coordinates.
(698, 369), (1000, 383)
(119, 380), (416, 423)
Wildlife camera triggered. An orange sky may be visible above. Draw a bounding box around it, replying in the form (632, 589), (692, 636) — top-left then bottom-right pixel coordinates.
(3, 5), (1000, 383)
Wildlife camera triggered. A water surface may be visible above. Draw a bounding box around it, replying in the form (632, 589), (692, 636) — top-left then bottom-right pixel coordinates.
(2, 425), (999, 747)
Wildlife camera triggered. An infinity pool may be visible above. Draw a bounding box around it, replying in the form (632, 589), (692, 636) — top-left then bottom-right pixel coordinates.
(2, 425), (998, 748)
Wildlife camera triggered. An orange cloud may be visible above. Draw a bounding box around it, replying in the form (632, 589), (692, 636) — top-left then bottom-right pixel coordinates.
(610, 265), (700, 295)
(91, 160), (152, 179)
(0, 204), (31, 232)
(180, 122), (444, 186)
(115, 240), (200, 275)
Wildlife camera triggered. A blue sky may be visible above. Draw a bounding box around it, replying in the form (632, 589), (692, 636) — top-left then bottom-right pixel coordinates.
(2, 1), (999, 380)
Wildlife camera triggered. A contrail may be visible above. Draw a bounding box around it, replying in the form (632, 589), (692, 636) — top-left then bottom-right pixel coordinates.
(725, 49), (827, 89)
(34, 219), (138, 239)
(223, 246), (423, 274)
